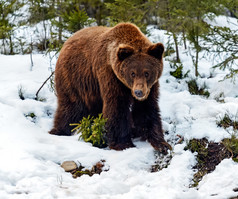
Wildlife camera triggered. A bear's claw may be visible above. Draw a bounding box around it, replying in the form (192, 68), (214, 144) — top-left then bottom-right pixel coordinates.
(150, 141), (172, 155)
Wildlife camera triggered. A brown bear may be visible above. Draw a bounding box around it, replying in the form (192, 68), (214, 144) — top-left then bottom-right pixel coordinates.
(49, 23), (171, 153)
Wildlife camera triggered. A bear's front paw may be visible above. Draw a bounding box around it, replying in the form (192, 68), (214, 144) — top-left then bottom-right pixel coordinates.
(49, 128), (69, 136)
(149, 140), (172, 155)
(109, 142), (135, 151)
(49, 128), (59, 135)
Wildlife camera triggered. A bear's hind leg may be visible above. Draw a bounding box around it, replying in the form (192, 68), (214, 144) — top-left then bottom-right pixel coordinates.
(49, 100), (90, 136)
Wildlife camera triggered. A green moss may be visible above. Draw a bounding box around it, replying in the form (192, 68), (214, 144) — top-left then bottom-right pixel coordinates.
(214, 92), (225, 103)
(28, 112), (36, 118)
(185, 139), (208, 155)
(187, 79), (210, 98)
(185, 138), (231, 187)
(218, 115), (238, 162)
(186, 136), (238, 187)
(25, 112), (36, 119)
(185, 139), (209, 187)
(70, 113), (107, 148)
(70, 160), (107, 178)
(73, 169), (92, 177)
(217, 114), (238, 130)
(185, 138), (208, 167)
(24, 112), (37, 122)
(232, 157), (238, 163)
(192, 170), (208, 187)
(222, 134), (238, 159)
(188, 79), (198, 94)
(169, 60), (190, 79)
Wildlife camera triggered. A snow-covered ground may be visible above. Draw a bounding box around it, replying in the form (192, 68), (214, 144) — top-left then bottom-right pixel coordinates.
(1, 17), (238, 199)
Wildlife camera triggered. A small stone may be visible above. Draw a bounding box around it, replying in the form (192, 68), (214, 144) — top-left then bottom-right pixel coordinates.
(61, 161), (78, 172)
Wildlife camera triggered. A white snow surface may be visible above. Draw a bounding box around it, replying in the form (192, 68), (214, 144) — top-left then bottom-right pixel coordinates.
(1, 18), (238, 198)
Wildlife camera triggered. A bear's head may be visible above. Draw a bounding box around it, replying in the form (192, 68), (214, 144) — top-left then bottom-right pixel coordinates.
(115, 43), (164, 101)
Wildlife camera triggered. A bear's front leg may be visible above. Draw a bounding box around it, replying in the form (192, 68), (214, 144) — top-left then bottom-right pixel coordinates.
(100, 78), (134, 150)
(132, 84), (171, 154)
(103, 95), (135, 150)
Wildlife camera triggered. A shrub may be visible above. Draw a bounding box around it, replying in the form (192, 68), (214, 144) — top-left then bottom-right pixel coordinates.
(170, 64), (183, 79)
(70, 114), (107, 148)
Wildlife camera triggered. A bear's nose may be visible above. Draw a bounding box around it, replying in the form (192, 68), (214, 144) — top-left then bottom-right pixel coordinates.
(134, 90), (143, 98)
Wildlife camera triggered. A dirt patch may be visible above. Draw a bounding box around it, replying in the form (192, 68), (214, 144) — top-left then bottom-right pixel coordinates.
(185, 138), (232, 187)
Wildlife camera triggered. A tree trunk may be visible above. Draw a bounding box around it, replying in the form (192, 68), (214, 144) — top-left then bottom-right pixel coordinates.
(195, 29), (199, 77)
(182, 30), (187, 49)
(9, 34), (14, 55)
(57, 0), (62, 44)
(172, 33), (180, 62)
(43, 20), (47, 50)
(2, 38), (6, 54)
(58, 16), (62, 43)
(96, 5), (102, 25)
(195, 46), (199, 77)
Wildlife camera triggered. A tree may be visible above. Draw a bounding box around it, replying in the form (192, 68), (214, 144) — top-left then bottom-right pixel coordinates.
(153, 0), (226, 77)
(26, 0), (57, 51)
(105, 0), (150, 33)
(181, 0), (222, 77)
(49, 0), (95, 53)
(0, 0), (23, 54)
(205, 26), (238, 80)
(152, 0), (186, 63)
(80, 0), (113, 26)
(221, 0), (238, 18)
(57, 6), (95, 33)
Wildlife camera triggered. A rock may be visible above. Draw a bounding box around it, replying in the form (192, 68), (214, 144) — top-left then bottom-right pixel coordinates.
(61, 161), (78, 172)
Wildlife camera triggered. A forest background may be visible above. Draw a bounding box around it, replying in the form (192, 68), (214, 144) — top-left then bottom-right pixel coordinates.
(0, 0), (237, 79)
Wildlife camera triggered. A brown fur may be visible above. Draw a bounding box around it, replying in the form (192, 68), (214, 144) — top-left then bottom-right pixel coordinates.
(49, 23), (171, 153)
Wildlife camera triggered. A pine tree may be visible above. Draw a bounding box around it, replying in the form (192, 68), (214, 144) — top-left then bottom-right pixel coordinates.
(221, 0), (238, 18)
(205, 26), (238, 80)
(26, 0), (55, 51)
(49, 0), (95, 53)
(182, 0), (221, 77)
(205, 0), (238, 80)
(105, 0), (150, 33)
(0, 0), (24, 54)
(153, 0), (185, 62)
(80, 0), (113, 26)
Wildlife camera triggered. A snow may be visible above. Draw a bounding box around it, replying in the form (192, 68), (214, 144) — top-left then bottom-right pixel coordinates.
(1, 16), (238, 198)
(205, 14), (238, 31)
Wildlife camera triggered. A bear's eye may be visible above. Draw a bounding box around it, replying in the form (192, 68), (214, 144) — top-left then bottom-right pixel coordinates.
(145, 72), (149, 78)
(131, 72), (136, 78)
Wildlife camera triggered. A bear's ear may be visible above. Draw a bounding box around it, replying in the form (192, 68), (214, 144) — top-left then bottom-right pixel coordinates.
(117, 45), (134, 61)
(147, 43), (164, 60)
